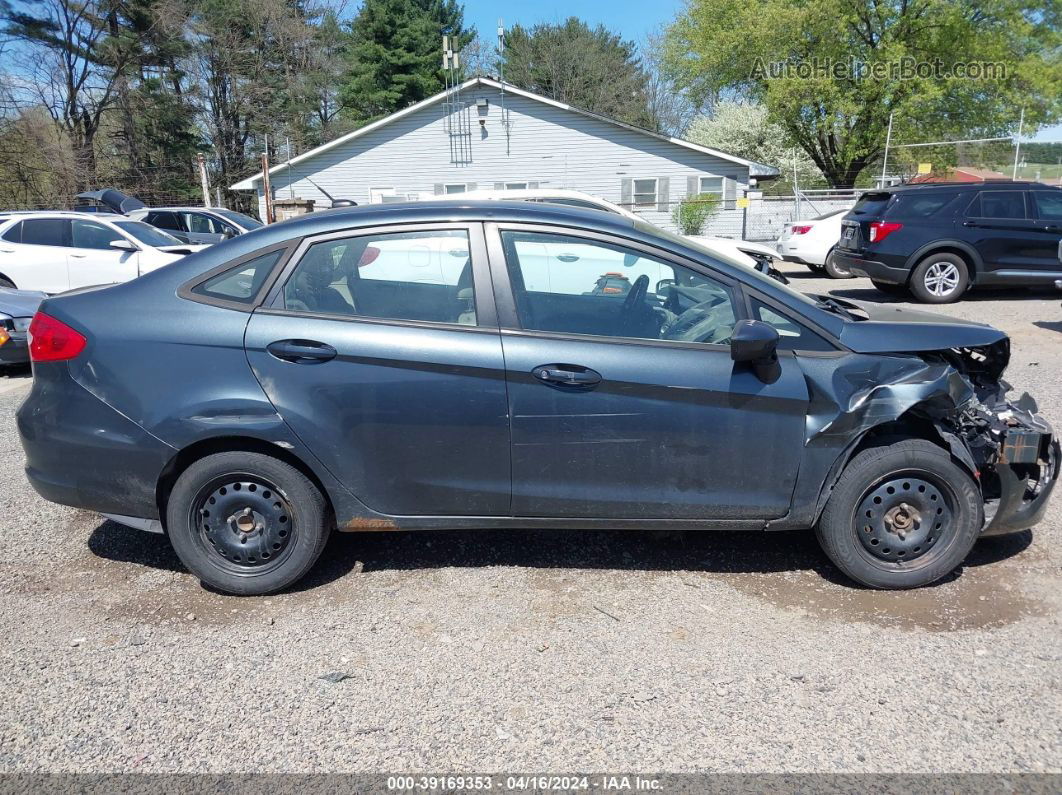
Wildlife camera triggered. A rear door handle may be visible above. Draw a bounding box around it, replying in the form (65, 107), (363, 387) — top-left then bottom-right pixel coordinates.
(70, 253), (87, 258)
(532, 364), (602, 387)
(266, 339), (337, 364)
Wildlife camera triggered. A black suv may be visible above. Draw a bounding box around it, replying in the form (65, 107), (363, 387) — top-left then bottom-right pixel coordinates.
(834, 181), (1062, 303)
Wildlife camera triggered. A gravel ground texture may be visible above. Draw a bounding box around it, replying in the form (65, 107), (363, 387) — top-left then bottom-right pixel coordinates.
(0, 262), (1060, 774)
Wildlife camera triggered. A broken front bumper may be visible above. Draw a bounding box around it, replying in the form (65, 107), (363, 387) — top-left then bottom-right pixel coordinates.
(981, 434), (1060, 536)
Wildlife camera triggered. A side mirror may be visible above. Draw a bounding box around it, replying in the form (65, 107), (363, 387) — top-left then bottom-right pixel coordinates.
(730, 319), (780, 383)
(109, 239), (139, 252)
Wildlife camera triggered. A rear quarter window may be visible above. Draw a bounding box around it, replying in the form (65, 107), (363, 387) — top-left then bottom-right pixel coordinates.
(188, 249), (284, 305)
(1, 221), (22, 243)
(890, 192), (960, 218)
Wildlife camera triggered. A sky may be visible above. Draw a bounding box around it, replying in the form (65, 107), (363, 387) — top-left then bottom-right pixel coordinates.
(459, 0), (1062, 142)
(462, 0), (685, 47)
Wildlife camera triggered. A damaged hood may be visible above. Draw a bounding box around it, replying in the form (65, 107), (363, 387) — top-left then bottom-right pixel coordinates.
(834, 299), (1008, 354)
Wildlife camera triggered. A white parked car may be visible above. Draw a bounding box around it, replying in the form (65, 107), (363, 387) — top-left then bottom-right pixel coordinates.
(0, 212), (207, 293)
(433, 188), (783, 272)
(774, 208), (852, 278)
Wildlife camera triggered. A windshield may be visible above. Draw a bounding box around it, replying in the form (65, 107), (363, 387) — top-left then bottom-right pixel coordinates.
(114, 221), (183, 247)
(213, 209), (263, 229)
(851, 193), (892, 216)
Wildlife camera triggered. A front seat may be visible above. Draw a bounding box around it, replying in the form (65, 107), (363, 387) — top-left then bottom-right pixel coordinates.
(289, 247), (353, 315)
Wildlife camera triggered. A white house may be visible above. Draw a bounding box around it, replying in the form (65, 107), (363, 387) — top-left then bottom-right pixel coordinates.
(231, 77), (778, 232)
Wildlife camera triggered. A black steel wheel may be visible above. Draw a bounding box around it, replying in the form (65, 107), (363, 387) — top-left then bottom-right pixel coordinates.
(816, 439), (982, 589)
(167, 452), (329, 595)
(191, 476), (297, 573)
(854, 474), (952, 564)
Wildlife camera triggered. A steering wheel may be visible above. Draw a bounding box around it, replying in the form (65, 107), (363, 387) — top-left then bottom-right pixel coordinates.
(618, 274), (650, 332)
(662, 296), (733, 344)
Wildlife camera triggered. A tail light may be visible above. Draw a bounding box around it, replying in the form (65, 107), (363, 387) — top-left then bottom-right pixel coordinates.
(869, 221), (903, 243)
(791, 225), (812, 235)
(28, 312), (86, 362)
(0, 329), (8, 347)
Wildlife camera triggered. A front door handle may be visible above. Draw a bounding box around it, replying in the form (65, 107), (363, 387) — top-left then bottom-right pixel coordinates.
(532, 364), (602, 387)
(267, 339), (337, 364)
(962, 221), (981, 228)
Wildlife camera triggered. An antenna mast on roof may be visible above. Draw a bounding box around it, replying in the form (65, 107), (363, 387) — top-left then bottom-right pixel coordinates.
(442, 35), (471, 164)
(497, 18), (511, 154)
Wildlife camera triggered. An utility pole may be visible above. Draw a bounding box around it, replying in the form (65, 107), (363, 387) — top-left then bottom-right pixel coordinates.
(196, 153), (211, 207)
(1012, 107), (1025, 180)
(880, 113), (894, 188)
(261, 151), (274, 224)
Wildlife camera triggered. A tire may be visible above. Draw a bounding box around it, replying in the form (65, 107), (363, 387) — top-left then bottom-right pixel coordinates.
(807, 262), (826, 275)
(816, 439), (982, 589)
(871, 280), (909, 297)
(822, 246), (854, 279)
(0, 277), (14, 289)
(909, 253), (969, 303)
(166, 451), (330, 595)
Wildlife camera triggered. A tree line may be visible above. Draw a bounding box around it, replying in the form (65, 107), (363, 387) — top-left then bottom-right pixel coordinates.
(0, 0), (691, 210)
(0, 0), (1057, 213)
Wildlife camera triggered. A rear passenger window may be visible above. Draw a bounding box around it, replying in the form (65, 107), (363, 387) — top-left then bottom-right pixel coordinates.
(191, 249), (283, 304)
(750, 299), (834, 352)
(1032, 192), (1062, 221)
(21, 219), (68, 246)
(975, 191), (1027, 219)
(283, 229), (475, 326)
(894, 192), (957, 217)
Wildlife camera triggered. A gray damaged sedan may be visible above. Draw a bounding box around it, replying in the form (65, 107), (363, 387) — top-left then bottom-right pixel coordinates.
(15, 202), (1059, 594)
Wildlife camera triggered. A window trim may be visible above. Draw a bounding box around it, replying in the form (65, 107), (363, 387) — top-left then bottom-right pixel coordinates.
(699, 176), (724, 196)
(178, 242), (296, 312)
(632, 178), (658, 209)
(260, 221), (498, 330)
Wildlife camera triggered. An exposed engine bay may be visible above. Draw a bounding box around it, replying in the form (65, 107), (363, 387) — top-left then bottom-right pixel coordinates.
(801, 337), (1057, 535)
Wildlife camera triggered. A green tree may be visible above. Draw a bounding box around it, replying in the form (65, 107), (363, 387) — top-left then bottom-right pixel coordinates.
(340, 0), (473, 123)
(685, 101), (822, 190)
(665, 0), (1062, 187)
(501, 18), (651, 128)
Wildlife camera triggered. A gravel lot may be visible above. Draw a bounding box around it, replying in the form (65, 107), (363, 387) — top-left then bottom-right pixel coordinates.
(0, 262), (1060, 774)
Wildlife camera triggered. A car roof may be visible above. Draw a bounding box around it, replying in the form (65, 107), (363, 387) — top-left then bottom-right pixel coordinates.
(873, 180), (1060, 194)
(0, 210), (128, 221)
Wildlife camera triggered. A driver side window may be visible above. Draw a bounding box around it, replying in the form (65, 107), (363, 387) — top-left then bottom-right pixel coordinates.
(500, 230), (737, 346)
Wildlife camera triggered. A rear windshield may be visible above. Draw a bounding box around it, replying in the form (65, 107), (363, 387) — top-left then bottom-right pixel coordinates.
(850, 193), (892, 216)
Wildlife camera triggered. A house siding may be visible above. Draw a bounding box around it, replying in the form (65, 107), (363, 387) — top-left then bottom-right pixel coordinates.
(254, 86), (751, 234)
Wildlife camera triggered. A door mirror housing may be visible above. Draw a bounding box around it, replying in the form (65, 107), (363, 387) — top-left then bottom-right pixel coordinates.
(730, 319), (780, 383)
(109, 239), (139, 252)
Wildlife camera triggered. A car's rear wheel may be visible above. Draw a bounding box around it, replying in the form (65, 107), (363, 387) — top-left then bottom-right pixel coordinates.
(822, 246), (853, 279)
(909, 253), (969, 303)
(816, 439), (982, 589)
(166, 452), (329, 595)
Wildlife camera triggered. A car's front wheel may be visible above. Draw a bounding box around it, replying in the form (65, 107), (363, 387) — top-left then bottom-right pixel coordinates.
(816, 439), (982, 589)
(909, 253), (969, 303)
(166, 451), (330, 595)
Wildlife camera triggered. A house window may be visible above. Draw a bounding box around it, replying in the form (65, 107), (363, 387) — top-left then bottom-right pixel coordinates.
(369, 187), (396, 204)
(633, 178), (658, 208)
(504, 182), (528, 190)
(444, 183), (468, 194)
(699, 176), (724, 197)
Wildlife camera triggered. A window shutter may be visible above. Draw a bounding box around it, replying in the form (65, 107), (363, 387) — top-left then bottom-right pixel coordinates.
(620, 178), (633, 208)
(724, 177), (737, 210)
(494, 182), (505, 190)
(528, 181), (540, 189)
(657, 177), (670, 213)
(434, 184), (444, 195)
(687, 176), (698, 197)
